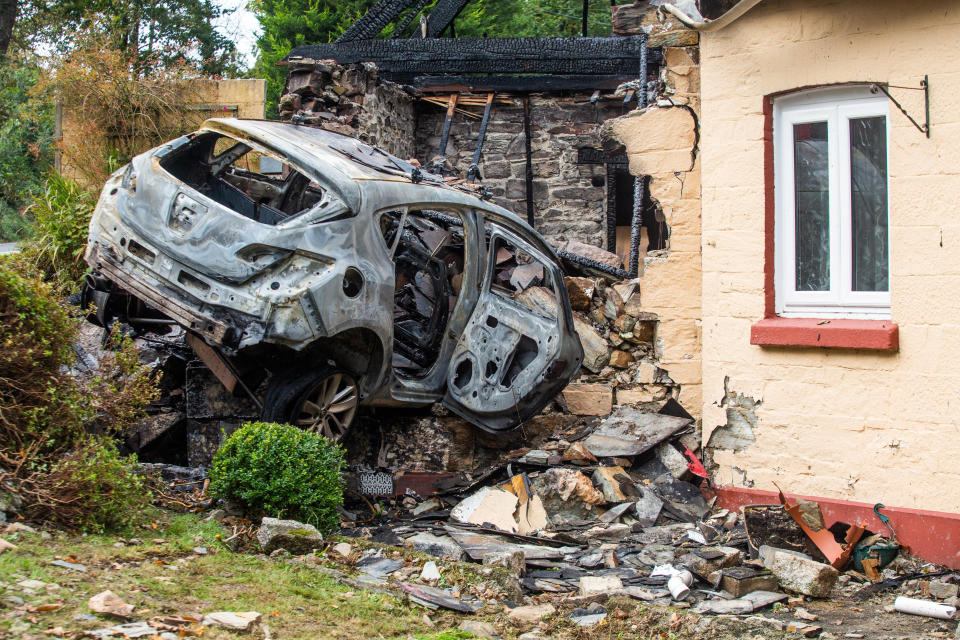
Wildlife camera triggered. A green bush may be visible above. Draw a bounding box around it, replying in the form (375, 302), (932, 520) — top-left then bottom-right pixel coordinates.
(0, 255), (87, 454)
(209, 421), (345, 534)
(23, 173), (97, 287)
(0, 257), (158, 532)
(29, 437), (151, 533)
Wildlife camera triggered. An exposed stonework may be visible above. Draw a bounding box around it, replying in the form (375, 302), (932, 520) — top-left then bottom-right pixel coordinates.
(280, 60), (416, 158)
(414, 95), (624, 247)
(706, 377), (760, 453)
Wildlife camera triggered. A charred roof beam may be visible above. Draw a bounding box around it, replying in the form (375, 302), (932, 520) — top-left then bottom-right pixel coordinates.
(336, 0), (417, 42)
(286, 35), (648, 77)
(421, 0), (472, 38)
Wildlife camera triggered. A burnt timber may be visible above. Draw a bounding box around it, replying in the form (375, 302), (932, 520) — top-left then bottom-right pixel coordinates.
(336, 0), (417, 42)
(285, 35), (648, 78)
(421, 0), (472, 38)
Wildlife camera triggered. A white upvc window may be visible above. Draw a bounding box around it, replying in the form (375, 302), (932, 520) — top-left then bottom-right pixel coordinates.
(774, 86), (891, 319)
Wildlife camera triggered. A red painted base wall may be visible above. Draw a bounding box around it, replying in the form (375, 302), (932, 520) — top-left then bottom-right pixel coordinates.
(705, 486), (960, 570)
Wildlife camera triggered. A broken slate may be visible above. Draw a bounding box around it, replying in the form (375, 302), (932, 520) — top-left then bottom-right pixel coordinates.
(582, 407), (691, 458)
(599, 501), (634, 524)
(356, 555), (404, 578)
(445, 526), (580, 561)
(634, 487), (664, 527)
(51, 559), (87, 572)
(88, 622), (160, 639)
(692, 590), (788, 615)
(404, 532), (467, 562)
(400, 582), (481, 613)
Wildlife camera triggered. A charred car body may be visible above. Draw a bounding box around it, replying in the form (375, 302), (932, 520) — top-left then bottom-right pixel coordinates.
(84, 119), (583, 437)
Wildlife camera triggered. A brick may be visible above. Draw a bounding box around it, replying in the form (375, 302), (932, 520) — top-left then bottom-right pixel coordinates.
(563, 384), (613, 416)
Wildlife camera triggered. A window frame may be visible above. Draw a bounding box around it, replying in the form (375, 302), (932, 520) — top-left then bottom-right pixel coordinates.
(773, 86), (891, 319)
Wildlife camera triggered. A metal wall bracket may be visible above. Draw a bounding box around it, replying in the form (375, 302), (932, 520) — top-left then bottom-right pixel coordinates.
(871, 76), (930, 138)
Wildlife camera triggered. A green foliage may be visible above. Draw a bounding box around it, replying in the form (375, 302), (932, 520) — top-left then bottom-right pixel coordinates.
(21, 172), (96, 287)
(455, 0), (612, 38)
(0, 255), (156, 451)
(32, 436), (151, 533)
(19, 0), (241, 76)
(0, 55), (55, 242)
(0, 256), (88, 455)
(209, 421), (345, 534)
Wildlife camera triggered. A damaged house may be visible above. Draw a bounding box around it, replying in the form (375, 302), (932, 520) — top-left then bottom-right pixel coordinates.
(269, 0), (960, 569)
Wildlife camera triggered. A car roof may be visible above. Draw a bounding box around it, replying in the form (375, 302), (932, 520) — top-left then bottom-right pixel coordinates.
(201, 118), (554, 257)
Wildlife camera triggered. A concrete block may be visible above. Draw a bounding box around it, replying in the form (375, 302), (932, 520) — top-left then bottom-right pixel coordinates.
(759, 545), (838, 598)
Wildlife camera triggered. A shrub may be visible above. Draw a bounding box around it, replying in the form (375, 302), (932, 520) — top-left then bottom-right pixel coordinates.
(209, 421), (345, 534)
(0, 257), (158, 457)
(22, 173), (97, 288)
(0, 257), (158, 532)
(0, 55), (56, 243)
(0, 256), (87, 457)
(27, 436), (151, 533)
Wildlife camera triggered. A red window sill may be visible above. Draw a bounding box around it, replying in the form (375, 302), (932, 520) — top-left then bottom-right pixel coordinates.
(750, 317), (899, 350)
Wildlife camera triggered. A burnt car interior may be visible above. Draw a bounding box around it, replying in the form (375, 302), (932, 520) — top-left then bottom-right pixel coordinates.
(160, 133), (330, 225)
(482, 235), (551, 388)
(380, 209), (465, 378)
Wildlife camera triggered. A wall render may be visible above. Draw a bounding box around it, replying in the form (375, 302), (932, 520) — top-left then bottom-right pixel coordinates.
(699, 0), (960, 511)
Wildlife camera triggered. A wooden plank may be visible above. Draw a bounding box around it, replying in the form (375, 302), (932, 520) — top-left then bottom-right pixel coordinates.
(423, 0), (471, 38)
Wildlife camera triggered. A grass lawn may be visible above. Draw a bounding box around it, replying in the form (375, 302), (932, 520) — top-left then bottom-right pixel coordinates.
(0, 512), (785, 640)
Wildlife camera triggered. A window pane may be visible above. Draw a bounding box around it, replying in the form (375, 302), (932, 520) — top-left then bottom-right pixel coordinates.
(794, 121), (830, 291)
(850, 116), (889, 291)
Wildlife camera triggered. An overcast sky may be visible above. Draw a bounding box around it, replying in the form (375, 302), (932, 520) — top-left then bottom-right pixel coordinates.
(215, 0), (261, 68)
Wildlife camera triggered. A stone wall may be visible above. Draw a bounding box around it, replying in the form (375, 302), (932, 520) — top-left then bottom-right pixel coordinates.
(413, 96), (630, 248)
(280, 61), (416, 159)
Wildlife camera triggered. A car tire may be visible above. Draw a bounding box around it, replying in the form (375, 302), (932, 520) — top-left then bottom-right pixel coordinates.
(261, 367), (359, 441)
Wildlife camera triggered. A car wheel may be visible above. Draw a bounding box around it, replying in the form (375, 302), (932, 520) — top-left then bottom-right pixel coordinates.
(262, 368), (359, 441)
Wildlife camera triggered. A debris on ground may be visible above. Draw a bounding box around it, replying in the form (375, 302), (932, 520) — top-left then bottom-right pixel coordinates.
(202, 611), (262, 632)
(88, 590), (134, 619)
(256, 517), (324, 555)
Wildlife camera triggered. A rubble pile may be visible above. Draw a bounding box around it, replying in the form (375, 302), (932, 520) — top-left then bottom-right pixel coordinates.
(319, 403), (959, 637)
(557, 248), (679, 417)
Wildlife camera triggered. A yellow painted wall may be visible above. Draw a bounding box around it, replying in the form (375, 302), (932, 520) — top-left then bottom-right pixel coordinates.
(699, 0), (960, 511)
(195, 78), (267, 119)
(608, 44), (703, 419)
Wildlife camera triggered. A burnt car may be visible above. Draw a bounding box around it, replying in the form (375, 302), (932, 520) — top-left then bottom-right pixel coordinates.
(84, 118), (583, 438)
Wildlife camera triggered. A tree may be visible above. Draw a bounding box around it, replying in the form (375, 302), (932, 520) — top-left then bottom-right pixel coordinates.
(0, 54), (54, 240)
(0, 0), (16, 59)
(251, 0), (375, 118)
(16, 0), (240, 76)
